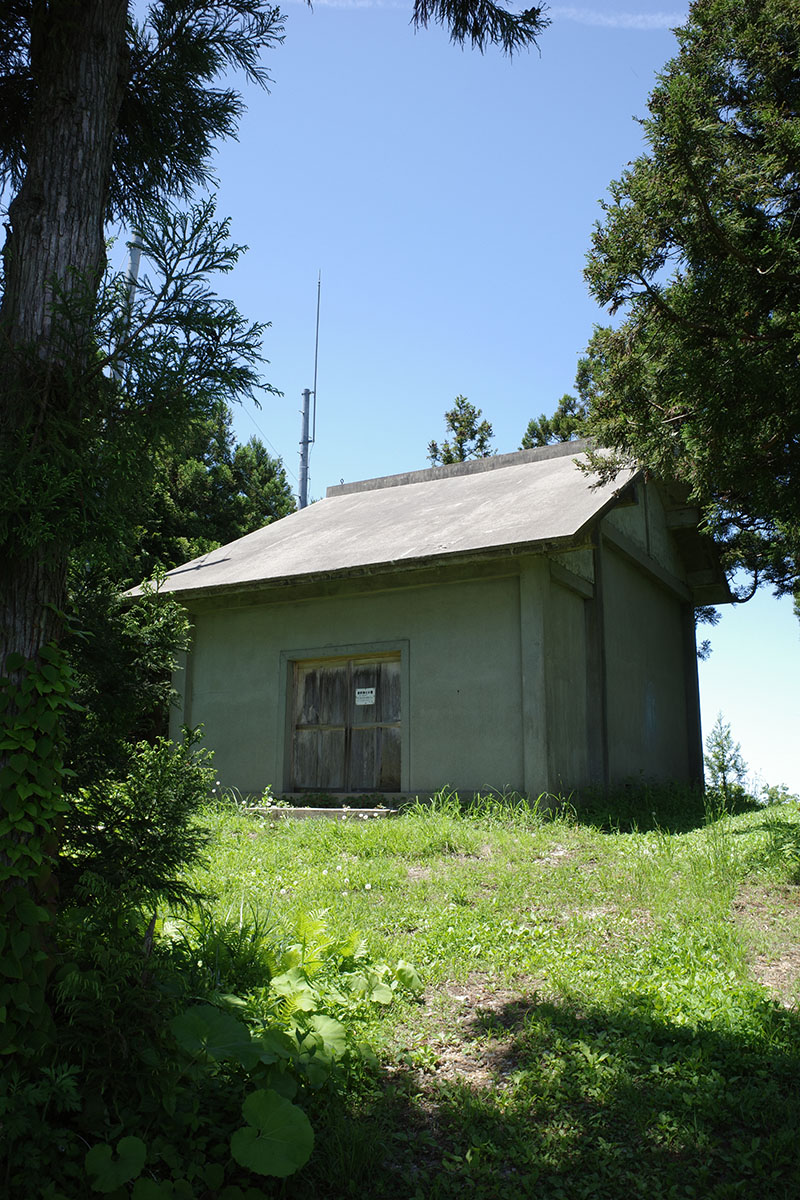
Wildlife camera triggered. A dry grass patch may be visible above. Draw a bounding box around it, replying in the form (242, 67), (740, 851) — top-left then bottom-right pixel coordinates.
(733, 883), (800, 1008)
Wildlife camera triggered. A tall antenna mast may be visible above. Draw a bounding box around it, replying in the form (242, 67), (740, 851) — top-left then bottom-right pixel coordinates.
(111, 231), (143, 383)
(298, 272), (321, 509)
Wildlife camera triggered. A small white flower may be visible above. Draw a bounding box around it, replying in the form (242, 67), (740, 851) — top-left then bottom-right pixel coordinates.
(364, 883), (372, 891)
(342, 890), (349, 897)
(322, 869), (328, 876)
(279, 887), (287, 895)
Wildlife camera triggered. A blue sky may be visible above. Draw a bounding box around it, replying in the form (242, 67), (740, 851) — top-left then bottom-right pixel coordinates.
(172, 2), (800, 790)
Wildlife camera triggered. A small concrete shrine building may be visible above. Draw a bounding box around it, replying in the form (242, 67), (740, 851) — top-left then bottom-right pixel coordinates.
(138, 441), (730, 798)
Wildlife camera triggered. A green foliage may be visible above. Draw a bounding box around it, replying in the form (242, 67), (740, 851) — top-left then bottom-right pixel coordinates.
(128, 401), (295, 584)
(0, 647), (79, 1056)
(704, 713), (748, 811)
(521, 392), (587, 448)
(59, 729), (214, 912)
(0, 3), (286, 225)
(230, 1089), (315, 1177)
(167, 904), (280, 995)
(521, 361), (594, 448)
(582, 0), (800, 599)
(428, 396), (495, 465)
(63, 572), (190, 789)
(3, 200), (275, 587)
(410, 0), (549, 55)
(0, 852), (419, 1197)
(85, 1136), (147, 1193)
(176, 792), (800, 1198)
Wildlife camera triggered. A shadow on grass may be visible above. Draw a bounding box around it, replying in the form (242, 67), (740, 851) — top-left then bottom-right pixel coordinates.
(287, 988), (800, 1200)
(731, 815), (800, 883)
(574, 782), (760, 835)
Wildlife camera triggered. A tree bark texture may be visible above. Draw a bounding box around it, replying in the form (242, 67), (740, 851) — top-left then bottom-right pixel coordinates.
(0, 0), (129, 669)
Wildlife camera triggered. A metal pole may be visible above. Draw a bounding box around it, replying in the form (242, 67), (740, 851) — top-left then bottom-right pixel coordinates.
(125, 235), (143, 308)
(299, 388), (311, 509)
(111, 233), (143, 383)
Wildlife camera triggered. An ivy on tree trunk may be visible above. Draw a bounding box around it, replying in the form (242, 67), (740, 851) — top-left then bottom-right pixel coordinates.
(0, 0), (128, 667)
(0, 1), (128, 1057)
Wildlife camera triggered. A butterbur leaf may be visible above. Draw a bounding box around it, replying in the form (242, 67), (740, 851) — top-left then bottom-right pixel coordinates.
(395, 960), (423, 993)
(344, 971), (369, 997)
(362, 969), (394, 1004)
(257, 1065), (298, 1100)
(230, 1089), (314, 1177)
(252, 1025), (295, 1063)
(133, 1179), (172, 1198)
(85, 1136), (146, 1192)
(203, 1163), (225, 1190)
(299, 1029), (326, 1059)
(270, 968), (319, 1011)
(308, 1014), (347, 1058)
(302, 1058), (330, 1088)
(357, 1040), (379, 1069)
(171, 1004), (253, 1062)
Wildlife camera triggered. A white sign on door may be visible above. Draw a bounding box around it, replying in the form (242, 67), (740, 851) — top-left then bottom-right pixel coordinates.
(355, 687), (376, 706)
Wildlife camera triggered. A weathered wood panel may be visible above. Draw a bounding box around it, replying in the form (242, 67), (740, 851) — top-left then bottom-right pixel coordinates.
(349, 727), (376, 791)
(348, 726), (401, 792)
(377, 726), (401, 791)
(350, 659), (401, 724)
(293, 663), (348, 727)
(291, 654), (402, 791)
(292, 727), (346, 790)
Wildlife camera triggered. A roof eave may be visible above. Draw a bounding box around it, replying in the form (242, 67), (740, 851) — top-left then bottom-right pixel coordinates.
(134, 531), (595, 607)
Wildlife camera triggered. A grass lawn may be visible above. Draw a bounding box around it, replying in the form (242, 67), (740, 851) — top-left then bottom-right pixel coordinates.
(186, 792), (800, 1199)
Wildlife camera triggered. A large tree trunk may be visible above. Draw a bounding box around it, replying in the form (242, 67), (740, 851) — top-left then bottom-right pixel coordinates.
(0, 0), (129, 1057)
(0, 0), (129, 667)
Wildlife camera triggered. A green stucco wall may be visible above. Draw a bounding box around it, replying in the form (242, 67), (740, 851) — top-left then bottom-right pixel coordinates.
(173, 570), (529, 796)
(545, 577), (590, 792)
(601, 543), (692, 783)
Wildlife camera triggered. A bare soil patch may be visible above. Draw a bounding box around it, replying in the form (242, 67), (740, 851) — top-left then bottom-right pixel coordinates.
(393, 972), (548, 1092)
(733, 884), (800, 1008)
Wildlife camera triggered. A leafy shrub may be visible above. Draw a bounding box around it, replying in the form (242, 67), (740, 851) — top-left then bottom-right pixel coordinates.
(59, 728), (213, 911)
(64, 568), (190, 790)
(2, 870), (421, 1197)
(704, 713), (748, 811)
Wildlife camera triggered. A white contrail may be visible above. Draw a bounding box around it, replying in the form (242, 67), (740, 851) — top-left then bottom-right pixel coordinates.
(551, 7), (686, 30)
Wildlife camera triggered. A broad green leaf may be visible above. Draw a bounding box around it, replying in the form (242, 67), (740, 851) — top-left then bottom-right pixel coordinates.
(85, 1136), (146, 1192)
(308, 1014), (347, 1058)
(369, 980), (394, 1005)
(395, 960), (423, 993)
(257, 1065), (298, 1100)
(344, 971), (369, 997)
(133, 1179), (173, 1199)
(203, 1162), (225, 1190)
(303, 1058), (330, 1088)
(171, 1004), (253, 1062)
(270, 968), (319, 1011)
(280, 945), (303, 970)
(230, 1089), (314, 1178)
(252, 1026), (295, 1063)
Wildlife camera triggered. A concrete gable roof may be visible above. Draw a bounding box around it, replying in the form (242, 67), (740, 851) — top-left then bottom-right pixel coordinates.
(135, 441), (633, 600)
